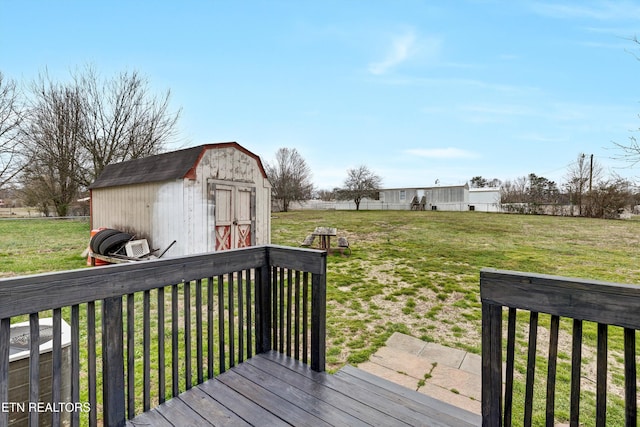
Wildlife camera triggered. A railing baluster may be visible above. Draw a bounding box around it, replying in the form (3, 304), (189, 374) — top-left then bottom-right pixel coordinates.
(546, 315), (560, 427)
(196, 279), (203, 384)
(286, 269), (293, 357)
(570, 319), (582, 427)
(238, 270), (244, 364)
(624, 327), (637, 427)
(524, 311), (538, 427)
(303, 272), (309, 364)
(218, 275), (226, 373)
(597, 323), (608, 427)
(71, 305), (80, 427)
(246, 269), (253, 359)
(207, 277), (214, 379)
(52, 308), (62, 427)
(126, 293), (135, 419)
(143, 289), (151, 410)
(228, 272), (235, 368)
(504, 308), (516, 427)
(279, 267), (285, 353)
(295, 271), (301, 360)
(184, 280), (192, 390)
(171, 284), (179, 397)
(158, 287), (165, 404)
(272, 266), (277, 350)
(29, 312), (40, 427)
(0, 318), (10, 427)
(87, 301), (97, 427)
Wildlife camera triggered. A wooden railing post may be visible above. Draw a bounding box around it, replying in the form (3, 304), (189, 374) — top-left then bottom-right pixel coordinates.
(482, 301), (502, 427)
(311, 256), (326, 372)
(255, 264), (272, 354)
(102, 296), (125, 427)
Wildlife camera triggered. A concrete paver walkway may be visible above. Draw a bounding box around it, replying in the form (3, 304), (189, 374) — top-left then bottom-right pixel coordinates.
(357, 332), (482, 415)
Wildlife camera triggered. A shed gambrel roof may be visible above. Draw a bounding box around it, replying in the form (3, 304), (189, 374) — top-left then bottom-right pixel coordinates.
(89, 142), (267, 189)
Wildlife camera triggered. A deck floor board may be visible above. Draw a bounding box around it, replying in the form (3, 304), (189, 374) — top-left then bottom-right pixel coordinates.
(127, 351), (481, 427)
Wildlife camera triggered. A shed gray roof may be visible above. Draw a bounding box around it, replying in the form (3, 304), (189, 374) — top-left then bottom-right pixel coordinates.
(89, 142), (267, 189)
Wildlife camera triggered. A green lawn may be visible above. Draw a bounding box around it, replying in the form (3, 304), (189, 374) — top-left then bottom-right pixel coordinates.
(270, 211), (640, 365)
(2, 211), (640, 425)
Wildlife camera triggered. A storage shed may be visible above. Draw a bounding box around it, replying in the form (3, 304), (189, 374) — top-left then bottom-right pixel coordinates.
(89, 142), (271, 257)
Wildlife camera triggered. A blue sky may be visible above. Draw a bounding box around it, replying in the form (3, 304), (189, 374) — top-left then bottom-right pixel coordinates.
(3, 1), (640, 190)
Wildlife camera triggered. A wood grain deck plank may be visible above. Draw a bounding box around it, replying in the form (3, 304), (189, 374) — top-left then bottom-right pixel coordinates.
(128, 352), (481, 427)
(154, 393), (212, 426)
(216, 370), (330, 427)
(197, 377), (287, 426)
(178, 387), (251, 427)
(232, 361), (369, 426)
(125, 407), (172, 426)
(245, 355), (412, 426)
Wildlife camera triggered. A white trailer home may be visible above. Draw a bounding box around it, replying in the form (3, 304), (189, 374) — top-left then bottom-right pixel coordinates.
(378, 184), (470, 211)
(89, 142), (271, 257)
(468, 188), (502, 212)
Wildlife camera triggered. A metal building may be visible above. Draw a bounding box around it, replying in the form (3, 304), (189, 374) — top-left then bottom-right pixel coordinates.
(89, 142), (271, 257)
(378, 184), (470, 211)
(378, 184), (501, 212)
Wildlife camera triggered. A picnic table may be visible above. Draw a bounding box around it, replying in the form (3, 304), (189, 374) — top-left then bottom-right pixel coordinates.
(301, 227), (350, 255)
(312, 226), (337, 250)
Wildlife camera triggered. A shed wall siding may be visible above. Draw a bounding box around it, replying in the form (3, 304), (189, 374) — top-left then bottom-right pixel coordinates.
(91, 181), (186, 254)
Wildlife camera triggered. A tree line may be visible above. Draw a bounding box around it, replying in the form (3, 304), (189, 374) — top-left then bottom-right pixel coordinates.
(472, 154), (639, 219)
(0, 67), (180, 216)
(269, 148), (639, 219)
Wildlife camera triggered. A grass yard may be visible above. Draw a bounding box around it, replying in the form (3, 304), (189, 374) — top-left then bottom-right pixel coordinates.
(0, 218), (90, 277)
(270, 211), (640, 365)
(1, 211), (640, 425)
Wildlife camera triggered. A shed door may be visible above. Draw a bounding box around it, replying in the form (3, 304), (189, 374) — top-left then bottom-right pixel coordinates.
(210, 184), (256, 251)
(236, 187), (253, 248)
(214, 186), (233, 251)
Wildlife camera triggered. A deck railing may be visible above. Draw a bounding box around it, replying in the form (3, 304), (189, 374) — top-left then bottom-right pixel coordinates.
(0, 245), (326, 426)
(481, 268), (640, 427)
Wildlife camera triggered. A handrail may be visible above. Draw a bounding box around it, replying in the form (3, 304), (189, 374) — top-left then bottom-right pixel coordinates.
(481, 268), (640, 427)
(0, 245), (327, 426)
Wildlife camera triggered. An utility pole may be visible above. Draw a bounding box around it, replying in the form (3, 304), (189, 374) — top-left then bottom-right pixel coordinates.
(589, 154), (593, 193)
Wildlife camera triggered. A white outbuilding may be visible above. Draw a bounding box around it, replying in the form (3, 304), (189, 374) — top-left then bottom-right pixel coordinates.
(89, 142), (271, 257)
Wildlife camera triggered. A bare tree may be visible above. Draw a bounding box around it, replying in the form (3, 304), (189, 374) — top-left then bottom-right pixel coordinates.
(74, 66), (181, 186)
(564, 153), (602, 216)
(336, 165), (382, 210)
(0, 72), (23, 188)
(588, 175), (634, 218)
(266, 147), (314, 212)
(17, 66), (181, 215)
(21, 74), (84, 217)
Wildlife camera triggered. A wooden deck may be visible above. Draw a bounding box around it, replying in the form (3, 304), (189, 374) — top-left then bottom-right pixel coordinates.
(127, 351), (481, 427)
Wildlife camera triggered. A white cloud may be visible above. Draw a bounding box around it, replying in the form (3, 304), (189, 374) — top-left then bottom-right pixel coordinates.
(368, 29), (442, 75)
(368, 31), (417, 75)
(405, 148), (478, 159)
